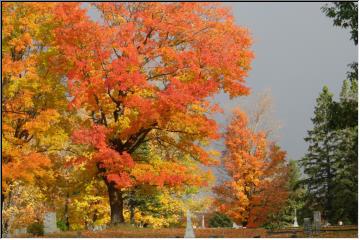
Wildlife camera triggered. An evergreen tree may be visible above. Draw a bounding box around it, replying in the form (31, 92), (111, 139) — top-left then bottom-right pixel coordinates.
(330, 80), (358, 130)
(331, 127), (357, 224)
(330, 80), (358, 224)
(301, 81), (358, 224)
(300, 86), (336, 222)
(320, 2), (358, 224)
(209, 212), (233, 228)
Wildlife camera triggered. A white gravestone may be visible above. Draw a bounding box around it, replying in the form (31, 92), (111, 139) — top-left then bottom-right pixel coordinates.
(293, 209), (299, 227)
(232, 222), (241, 229)
(14, 227), (27, 235)
(93, 225), (106, 231)
(303, 218), (312, 235)
(184, 210), (195, 238)
(201, 215), (205, 228)
(313, 211), (321, 234)
(43, 212), (59, 234)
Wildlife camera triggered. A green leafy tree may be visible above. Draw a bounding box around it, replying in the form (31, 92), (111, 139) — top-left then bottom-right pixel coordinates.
(322, 2), (358, 45)
(322, 2), (358, 84)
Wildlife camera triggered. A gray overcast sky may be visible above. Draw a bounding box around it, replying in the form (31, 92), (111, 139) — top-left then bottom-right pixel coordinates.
(212, 2), (357, 160)
(87, 3), (357, 161)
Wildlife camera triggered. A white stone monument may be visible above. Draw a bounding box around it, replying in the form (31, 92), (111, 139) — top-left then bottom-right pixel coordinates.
(14, 227), (27, 235)
(93, 225), (106, 231)
(313, 211), (321, 234)
(232, 222), (241, 229)
(303, 218), (312, 235)
(43, 212), (59, 234)
(184, 210), (195, 238)
(293, 209), (299, 227)
(201, 215), (205, 228)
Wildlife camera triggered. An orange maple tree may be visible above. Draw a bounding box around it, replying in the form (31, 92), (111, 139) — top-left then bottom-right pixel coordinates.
(214, 109), (289, 227)
(51, 2), (254, 225)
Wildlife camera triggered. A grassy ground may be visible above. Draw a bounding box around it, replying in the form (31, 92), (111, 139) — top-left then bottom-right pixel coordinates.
(13, 225), (358, 238)
(267, 225), (358, 238)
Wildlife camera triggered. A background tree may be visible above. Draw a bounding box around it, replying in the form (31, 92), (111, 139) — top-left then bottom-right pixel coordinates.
(300, 2), (358, 225)
(329, 80), (357, 224)
(322, 2), (358, 45)
(1, 181), (47, 235)
(52, 2), (254, 225)
(214, 109), (289, 227)
(321, 2), (358, 224)
(301, 81), (358, 224)
(242, 89), (281, 139)
(264, 160), (306, 229)
(246, 144), (289, 227)
(322, 2), (358, 83)
(300, 86), (335, 221)
(1, 3), (73, 234)
(208, 212), (233, 228)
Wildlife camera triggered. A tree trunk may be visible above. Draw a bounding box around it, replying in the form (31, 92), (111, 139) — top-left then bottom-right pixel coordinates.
(2, 188), (15, 237)
(64, 193), (70, 230)
(106, 181), (125, 225)
(129, 202), (135, 225)
(325, 141), (333, 222)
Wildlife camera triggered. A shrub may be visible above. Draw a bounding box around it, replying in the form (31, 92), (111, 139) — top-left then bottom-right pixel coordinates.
(57, 220), (68, 231)
(27, 222), (44, 236)
(209, 212), (233, 228)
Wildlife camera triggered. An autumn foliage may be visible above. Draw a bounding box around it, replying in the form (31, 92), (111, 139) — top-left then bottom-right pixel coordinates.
(2, 2), (70, 196)
(214, 109), (289, 227)
(2, 2), (266, 232)
(50, 2), (254, 224)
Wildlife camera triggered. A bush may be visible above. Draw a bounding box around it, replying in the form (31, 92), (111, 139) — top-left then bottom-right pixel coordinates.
(57, 220), (68, 231)
(209, 212), (233, 228)
(27, 222), (44, 236)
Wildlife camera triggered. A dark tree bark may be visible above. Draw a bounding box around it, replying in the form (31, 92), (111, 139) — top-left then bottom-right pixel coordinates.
(105, 181), (125, 225)
(64, 193), (70, 230)
(129, 196), (136, 225)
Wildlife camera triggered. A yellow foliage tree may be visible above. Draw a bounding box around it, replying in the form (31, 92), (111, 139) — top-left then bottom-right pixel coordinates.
(2, 2), (69, 201)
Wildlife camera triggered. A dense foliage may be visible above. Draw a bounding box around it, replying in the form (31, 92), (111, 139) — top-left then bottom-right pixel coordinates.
(264, 160), (306, 229)
(322, 2), (358, 45)
(299, 2), (358, 225)
(2, 2), (255, 233)
(301, 81), (358, 224)
(2, 2), (356, 235)
(208, 212), (233, 228)
(213, 109), (289, 227)
(51, 2), (253, 225)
